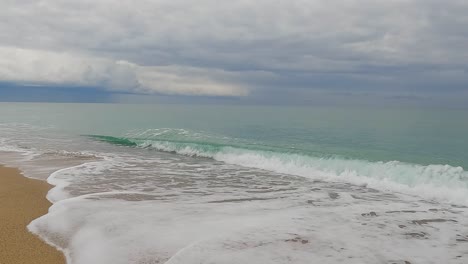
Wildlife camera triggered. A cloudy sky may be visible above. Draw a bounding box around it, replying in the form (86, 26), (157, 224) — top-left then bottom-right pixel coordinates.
(1, 0), (467, 105)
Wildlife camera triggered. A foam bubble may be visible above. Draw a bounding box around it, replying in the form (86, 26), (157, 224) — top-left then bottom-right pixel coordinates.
(135, 140), (468, 205)
(29, 187), (468, 264)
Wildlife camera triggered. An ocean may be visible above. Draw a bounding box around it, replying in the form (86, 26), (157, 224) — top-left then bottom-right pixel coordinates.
(0, 102), (467, 263)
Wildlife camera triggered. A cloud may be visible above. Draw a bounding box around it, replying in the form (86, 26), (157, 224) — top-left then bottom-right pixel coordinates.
(0, 0), (467, 98)
(135, 65), (248, 96)
(0, 47), (247, 96)
(0, 46), (138, 89)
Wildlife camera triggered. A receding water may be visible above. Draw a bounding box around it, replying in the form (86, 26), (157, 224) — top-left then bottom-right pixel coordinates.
(0, 102), (467, 264)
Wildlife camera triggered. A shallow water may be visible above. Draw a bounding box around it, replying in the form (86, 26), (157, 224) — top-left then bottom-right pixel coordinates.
(1, 103), (467, 263)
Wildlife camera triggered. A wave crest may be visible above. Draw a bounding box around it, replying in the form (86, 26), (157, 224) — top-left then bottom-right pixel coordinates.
(87, 134), (468, 205)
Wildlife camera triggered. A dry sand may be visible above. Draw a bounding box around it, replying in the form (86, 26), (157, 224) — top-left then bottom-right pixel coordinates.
(0, 165), (64, 264)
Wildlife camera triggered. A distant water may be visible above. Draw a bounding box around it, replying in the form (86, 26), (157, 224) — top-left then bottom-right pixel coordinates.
(0, 102), (467, 264)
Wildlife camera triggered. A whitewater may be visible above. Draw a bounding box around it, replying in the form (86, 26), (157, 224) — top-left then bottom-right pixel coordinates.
(0, 103), (467, 263)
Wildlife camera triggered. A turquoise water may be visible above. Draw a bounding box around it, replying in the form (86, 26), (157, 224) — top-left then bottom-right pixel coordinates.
(2, 102), (468, 198)
(1, 102), (468, 264)
(1, 102), (467, 168)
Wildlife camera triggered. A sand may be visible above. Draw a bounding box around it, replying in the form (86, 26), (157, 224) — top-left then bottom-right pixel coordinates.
(0, 165), (64, 264)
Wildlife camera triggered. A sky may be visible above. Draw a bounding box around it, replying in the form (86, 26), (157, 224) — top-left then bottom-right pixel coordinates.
(0, 0), (467, 105)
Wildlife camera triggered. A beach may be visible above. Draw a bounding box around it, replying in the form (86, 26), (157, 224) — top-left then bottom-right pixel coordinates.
(0, 165), (64, 264)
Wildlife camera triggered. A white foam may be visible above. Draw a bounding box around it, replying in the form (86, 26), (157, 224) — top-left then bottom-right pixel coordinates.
(26, 146), (468, 264)
(3, 125), (466, 264)
(46, 158), (123, 202)
(141, 141), (468, 206)
(29, 189), (468, 264)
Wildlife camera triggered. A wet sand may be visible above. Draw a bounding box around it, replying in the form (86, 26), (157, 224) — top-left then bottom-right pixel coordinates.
(0, 165), (64, 264)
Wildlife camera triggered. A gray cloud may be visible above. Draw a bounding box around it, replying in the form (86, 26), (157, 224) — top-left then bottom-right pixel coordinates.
(0, 47), (248, 96)
(0, 0), (467, 98)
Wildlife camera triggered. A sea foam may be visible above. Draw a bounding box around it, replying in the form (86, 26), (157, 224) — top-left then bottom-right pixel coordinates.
(2, 127), (467, 264)
(131, 138), (468, 205)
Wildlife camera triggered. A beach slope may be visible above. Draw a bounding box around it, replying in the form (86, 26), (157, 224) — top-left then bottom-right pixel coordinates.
(0, 165), (64, 264)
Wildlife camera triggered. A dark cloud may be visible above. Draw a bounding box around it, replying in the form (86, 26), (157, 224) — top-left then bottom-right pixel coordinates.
(0, 0), (467, 100)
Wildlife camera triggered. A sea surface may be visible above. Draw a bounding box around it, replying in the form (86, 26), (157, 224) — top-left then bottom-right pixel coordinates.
(0, 102), (467, 264)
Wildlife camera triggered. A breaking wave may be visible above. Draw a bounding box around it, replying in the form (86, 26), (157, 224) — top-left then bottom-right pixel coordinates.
(87, 132), (468, 205)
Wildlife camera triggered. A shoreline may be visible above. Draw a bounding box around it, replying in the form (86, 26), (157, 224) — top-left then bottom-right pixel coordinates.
(0, 165), (65, 264)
